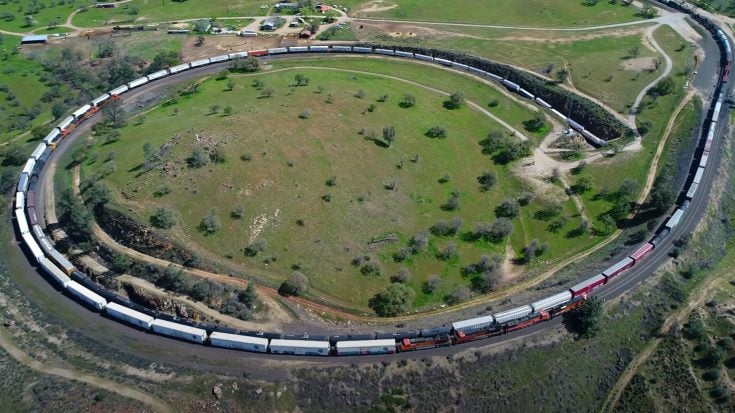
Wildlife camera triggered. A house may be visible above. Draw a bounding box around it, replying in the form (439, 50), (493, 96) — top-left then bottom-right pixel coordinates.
(275, 2), (299, 10)
(261, 18), (279, 31)
(21, 35), (48, 45)
(299, 29), (312, 39)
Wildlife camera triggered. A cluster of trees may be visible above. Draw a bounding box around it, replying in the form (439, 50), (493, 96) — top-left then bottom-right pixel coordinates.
(479, 130), (532, 164)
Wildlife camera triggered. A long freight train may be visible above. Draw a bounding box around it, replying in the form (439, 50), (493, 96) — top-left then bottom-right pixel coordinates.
(12, 8), (730, 356)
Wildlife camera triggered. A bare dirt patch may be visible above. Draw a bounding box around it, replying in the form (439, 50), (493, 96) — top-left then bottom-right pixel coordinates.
(621, 56), (658, 71)
(353, 1), (398, 15)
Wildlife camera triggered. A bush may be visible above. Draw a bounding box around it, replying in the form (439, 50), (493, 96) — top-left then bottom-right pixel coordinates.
(361, 261), (383, 276)
(245, 239), (267, 257)
(446, 286), (472, 305)
(426, 126), (447, 138)
(150, 208), (176, 229)
(446, 92), (464, 109)
(369, 283), (415, 316)
(278, 271), (309, 296)
(495, 198), (520, 218)
(437, 242), (458, 261)
(199, 209), (222, 234)
(477, 171), (496, 191)
(423, 275), (441, 294)
(400, 94), (416, 108)
(391, 268), (411, 284)
(188, 147), (209, 168)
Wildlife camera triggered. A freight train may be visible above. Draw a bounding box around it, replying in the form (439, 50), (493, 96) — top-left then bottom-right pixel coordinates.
(11, 11), (730, 356)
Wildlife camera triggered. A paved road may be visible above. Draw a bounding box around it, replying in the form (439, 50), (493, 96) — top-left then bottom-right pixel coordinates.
(6, 21), (730, 364)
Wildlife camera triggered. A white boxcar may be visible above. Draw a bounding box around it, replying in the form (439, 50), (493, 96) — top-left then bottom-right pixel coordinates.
(127, 77), (149, 89)
(502, 79), (520, 91)
(602, 257), (634, 278)
(331, 45), (352, 52)
(414, 53), (433, 61)
(686, 182), (699, 199)
(530, 291), (573, 313)
(48, 248), (75, 275)
(494, 305), (533, 324)
(151, 319), (207, 343)
(91, 93), (111, 107)
(699, 153), (709, 168)
(15, 208), (29, 235)
(535, 97), (552, 109)
(693, 166), (705, 185)
(228, 51), (249, 59)
(267, 48), (287, 55)
(105, 302), (154, 329)
(394, 50), (413, 58)
(335, 339), (396, 356)
(22, 158), (35, 176)
(169, 63), (190, 74)
(568, 119), (584, 131)
(518, 88), (534, 99)
(15, 192), (25, 210)
(209, 332), (268, 353)
(39, 257), (71, 288)
(146, 70), (168, 81)
(190, 58), (211, 67)
(66, 280), (106, 311)
(453, 62), (470, 71)
(44, 129), (60, 146)
(487, 72), (503, 82)
(581, 129), (607, 146)
(22, 232), (44, 263)
(374, 48), (395, 56)
(434, 57), (452, 66)
(17, 174), (29, 193)
(109, 85), (129, 96)
(550, 108), (567, 120)
(72, 104), (91, 119)
(308, 46), (329, 52)
(269, 339), (330, 356)
(451, 314), (495, 334)
(352, 46), (372, 53)
(288, 46), (308, 53)
(57, 115), (75, 131)
(209, 54), (230, 63)
(665, 208), (685, 229)
(30, 143), (47, 161)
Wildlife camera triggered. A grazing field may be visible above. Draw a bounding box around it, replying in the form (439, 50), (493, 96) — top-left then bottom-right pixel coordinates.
(348, 0), (646, 27)
(77, 58), (616, 311)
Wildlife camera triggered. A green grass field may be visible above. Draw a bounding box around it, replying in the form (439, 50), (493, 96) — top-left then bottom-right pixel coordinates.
(0, 0), (90, 33)
(77, 59), (611, 310)
(346, 0), (646, 27)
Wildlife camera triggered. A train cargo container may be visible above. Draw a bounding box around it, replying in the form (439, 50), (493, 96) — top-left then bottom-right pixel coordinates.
(48, 248), (75, 275)
(419, 326), (452, 337)
(105, 302), (154, 329)
(705, 138), (713, 152)
(518, 88), (534, 99)
(190, 58), (211, 67)
(248, 49), (268, 57)
(209, 54), (230, 63)
(550, 108), (567, 120)
(15, 208), (29, 235)
(335, 339), (397, 356)
(693, 166), (705, 185)
(699, 153), (709, 168)
(530, 291), (572, 313)
(328, 334), (375, 345)
(414, 53), (433, 61)
(27, 207), (38, 226)
(686, 182), (699, 199)
(39, 257), (71, 288)
(17, 174), (29, 193)
(535, 97), (552, 109)
(241, 330), (282, 340)
(269, 339), (330, 356)
(72, 104), (91, 119)
(453, 62), (470, 71)
(602, 257), (634, 279)
(30, 143), (46, 161)
(91, 93), (111, 107)
(681, 199), (691, 210)
(452, 314), (495, 335)
(570, 274), (606, 296)
(434, 57), (452, 66)
(25, 190), (35, 209)
(38, 147), (51, 164)
(665, 208), (684, 229)
(228, 51), (249, 59)
(146, 70), (169, 81)
(22, 232), (44, 263)
(398, 334), (451, 352)
(630, 243), (654, 262)
(108, 85), (129, 96)
(66, 280), (106, 311)
(582, 129), (607, 146)
(15, 192), (24, 210)
(487, 72), (503, 82)
(308, 46), (329, 52)
(57, 115), (75, 132)
(127, 77), (149, 89)
(713, 101), (722, 120)
(452, 325), (502, 344)
(505, 311), (550, 333)
(494, 305), (533, 324)
(375, 330), (418, 340)
(568, 119), (584, 131)
(288, 46), (308, 53)
(209, 332), (269, 352)
(22, 158), (35, 176)
(502, 79), (520, 91)
(151, 319), (207, 343)
(650, 227), (671, 246)
(331, 45), (352, 52)
(352, 47), (372, 54)
(394, 50), (413, 58)
(374, 48), (395, 56)
(267, 48), (287, 55)
(44, 130), (60, 146)
(169, 63), (190, 74)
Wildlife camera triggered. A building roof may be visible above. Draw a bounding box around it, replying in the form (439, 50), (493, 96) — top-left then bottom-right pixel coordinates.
(21, 35), (48, 43)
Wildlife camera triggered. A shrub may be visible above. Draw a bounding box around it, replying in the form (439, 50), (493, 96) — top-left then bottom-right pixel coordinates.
(426, 126), (447, 138)
(199, 209), (222, 234)
(400, 94), (416, 108)
(423, 275), (441, 294)
(446, 286), (472, 305)
(495, 198), (520, 218)
(477, 171), (496, 191)
(245, 239), (267, 257)
(369, 283), (415, 316)
(150, 208), (176, 229)
(391, 268), (411, 284)
(278, 271), (309, 296)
